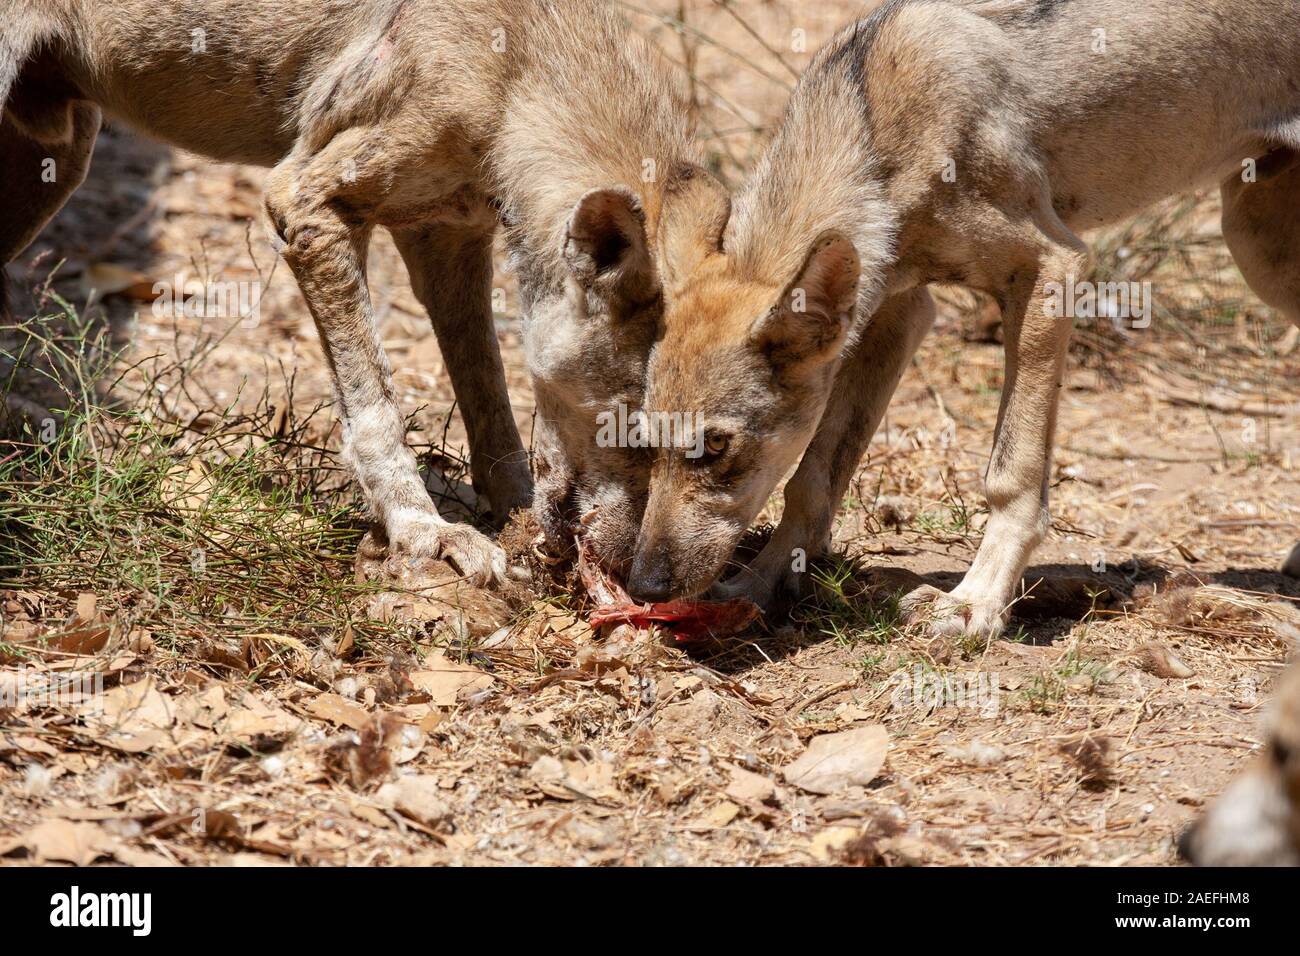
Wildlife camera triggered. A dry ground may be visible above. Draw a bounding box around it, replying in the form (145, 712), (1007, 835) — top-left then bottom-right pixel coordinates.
(3, 1), (1299, 866)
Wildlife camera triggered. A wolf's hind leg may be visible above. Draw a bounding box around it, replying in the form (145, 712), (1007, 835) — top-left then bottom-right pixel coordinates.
(1222, 148), (1300, 577)
(0, 98), (100, 434)
(0, 100), (99, 287)
(1222, 148), (1300, 326)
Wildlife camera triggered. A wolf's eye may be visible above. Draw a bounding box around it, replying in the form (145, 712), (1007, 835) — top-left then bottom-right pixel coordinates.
(703, 432), (730, 458)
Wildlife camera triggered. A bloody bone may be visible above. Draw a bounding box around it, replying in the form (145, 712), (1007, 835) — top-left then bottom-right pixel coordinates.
(578, 541), (759, 641)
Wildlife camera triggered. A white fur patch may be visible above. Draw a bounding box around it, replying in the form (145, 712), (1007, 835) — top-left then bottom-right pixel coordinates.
(1192, 767), (1299, 866)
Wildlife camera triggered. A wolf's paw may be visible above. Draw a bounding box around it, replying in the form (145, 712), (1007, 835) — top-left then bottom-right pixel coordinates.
(377, 517), (510, 589)
(709, 564), (805, 613)
(709, 575), (775, 613)
(900, 584), (1007, 642)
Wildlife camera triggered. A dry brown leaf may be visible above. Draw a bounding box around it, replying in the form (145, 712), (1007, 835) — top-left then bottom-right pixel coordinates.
(325, 713), (409, 789)
(307, 692), (370, 730)
(81, 262), (158, 302)
(126, 628), (155, 654)
(1137, 642), (1196, 679)
(702, 801), (740, 828)
(350, 802), (394, 829)
(160, 459), (216, 514)
(75, 592), (96, 621)
(724, 763), (776, 804)
(179, 684), (229, 729)
(222, 692), (303, 741)
(833, 702), (876, 725)
(11, 734), (60, 757)
(96, 677), (176, 730)
(101, 730), (175, 754)
(335, 624), (356, 659)
(0, 819), (119, 866)
(528, 754), (620, 802)
(392, 702), (444, 734)
(562, 758), (619, 800)
(810, 826), (860, 862)
(47, 806), (127, 822)
(242, 632), (312, 675)
(376, 775), (453, 829)
(112, 845), (177, 867)
(354, 539), (515, 635)
(45, 592), (111, 655)
(655, 687), (723, 738)
(782, 725), (889, 795)
(218, 852), (296, 867)
(409, 651), (494, 706)
(77, 677), (181, 752)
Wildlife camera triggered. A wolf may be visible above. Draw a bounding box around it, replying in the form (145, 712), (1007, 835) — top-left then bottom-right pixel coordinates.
(1180, 662), (1300, 866)
(1, 0), (729, 585)
(625, 0), (1300, 640)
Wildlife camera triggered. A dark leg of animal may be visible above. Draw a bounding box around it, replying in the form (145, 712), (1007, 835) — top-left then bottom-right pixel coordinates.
(392, 225), (533, 527)
(0, 97), (100, 434)
(1222, 147), (1300, 577)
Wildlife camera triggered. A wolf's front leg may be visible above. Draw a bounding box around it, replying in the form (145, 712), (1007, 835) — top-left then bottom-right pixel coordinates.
(902, 229), (1088, 639)
(265, 146), (508, 588)
(712, 287), (935, 610)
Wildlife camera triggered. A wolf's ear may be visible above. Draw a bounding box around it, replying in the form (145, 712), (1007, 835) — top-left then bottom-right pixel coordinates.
(750, 230), (860, 370)
(656, 163), (731, 293)
(563, 187), (655, 301)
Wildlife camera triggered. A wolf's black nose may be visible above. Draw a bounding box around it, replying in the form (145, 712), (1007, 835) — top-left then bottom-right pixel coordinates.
(627, 552), (675, 603)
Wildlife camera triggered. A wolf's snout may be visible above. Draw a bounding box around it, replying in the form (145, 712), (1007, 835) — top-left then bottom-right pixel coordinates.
(627, 545), (676, 603)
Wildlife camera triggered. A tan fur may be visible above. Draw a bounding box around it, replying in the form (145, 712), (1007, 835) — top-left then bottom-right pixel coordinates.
(628, 0), (1300, 630)
(1, 0), (722, 582)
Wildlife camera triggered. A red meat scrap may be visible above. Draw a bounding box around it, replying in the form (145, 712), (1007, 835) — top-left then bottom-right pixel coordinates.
(577, 541), (759, 642)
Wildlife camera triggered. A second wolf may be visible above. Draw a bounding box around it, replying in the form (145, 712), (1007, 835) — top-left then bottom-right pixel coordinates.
(627, 0), (1300, 639)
